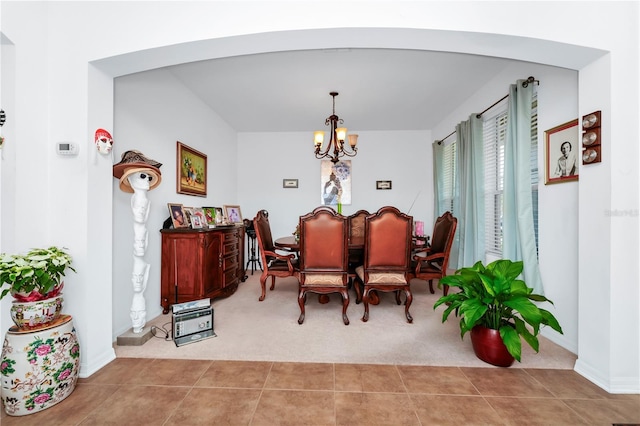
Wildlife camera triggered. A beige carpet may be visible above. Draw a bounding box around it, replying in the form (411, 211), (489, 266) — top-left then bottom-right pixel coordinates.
(115, 273), (577, 369)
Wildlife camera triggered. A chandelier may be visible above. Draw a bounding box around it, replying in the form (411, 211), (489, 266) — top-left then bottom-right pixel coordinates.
(314, 92), (358, 163)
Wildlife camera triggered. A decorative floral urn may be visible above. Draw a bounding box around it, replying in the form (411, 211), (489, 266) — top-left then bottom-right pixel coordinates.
(1, 315), (80, 416)
(10, 295), (64, 330)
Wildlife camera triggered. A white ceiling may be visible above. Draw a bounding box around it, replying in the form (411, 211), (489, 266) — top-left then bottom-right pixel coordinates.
(165, 48), (516, 133)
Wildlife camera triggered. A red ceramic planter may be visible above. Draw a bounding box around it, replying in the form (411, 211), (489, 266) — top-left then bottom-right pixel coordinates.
(470, 325), (515, 367)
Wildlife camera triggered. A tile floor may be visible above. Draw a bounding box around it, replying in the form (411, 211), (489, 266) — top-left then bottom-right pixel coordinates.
(2, 358), (639, 425)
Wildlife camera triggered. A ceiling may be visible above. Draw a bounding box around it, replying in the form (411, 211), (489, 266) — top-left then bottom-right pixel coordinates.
(165, 48), (516, 135)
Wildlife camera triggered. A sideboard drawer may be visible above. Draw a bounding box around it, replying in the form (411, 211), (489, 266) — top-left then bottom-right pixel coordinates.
(222, 255), (238, 271)
(223, 241), (238, 256)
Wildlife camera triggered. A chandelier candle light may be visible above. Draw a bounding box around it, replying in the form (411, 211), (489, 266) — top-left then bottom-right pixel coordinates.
(314, 92), (358, 164)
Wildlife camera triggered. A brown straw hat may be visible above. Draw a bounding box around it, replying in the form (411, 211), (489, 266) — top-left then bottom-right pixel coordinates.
(113, 150), (162, 192)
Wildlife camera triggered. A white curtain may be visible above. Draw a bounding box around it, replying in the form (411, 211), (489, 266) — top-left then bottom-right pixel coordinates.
(503, 80), (544, 294)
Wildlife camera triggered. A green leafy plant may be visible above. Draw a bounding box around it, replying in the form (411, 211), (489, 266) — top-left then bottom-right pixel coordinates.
(433, 259), (563, 362)
(0, 246), (76, 301)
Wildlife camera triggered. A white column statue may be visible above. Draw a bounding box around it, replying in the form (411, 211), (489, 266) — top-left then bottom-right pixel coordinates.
(112, 150), (162, 335)
(128, 172), (151, 332)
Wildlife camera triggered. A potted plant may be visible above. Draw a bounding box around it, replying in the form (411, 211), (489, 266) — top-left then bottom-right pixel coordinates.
(433, 259), (563, 366)
(0, 246), (76, 329)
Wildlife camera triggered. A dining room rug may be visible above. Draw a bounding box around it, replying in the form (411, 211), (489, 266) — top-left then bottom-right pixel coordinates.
(114, 273), (577, 369)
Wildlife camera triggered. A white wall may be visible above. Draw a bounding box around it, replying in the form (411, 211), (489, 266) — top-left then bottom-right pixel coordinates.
(113, 69), (238, 337)
(0, 1), (637, 392)
(237, 130), (431, 242)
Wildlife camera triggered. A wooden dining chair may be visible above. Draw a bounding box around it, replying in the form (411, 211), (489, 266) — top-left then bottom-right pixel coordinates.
(347, 209), (369, 298)
(297, 206), (350, 325)
(413, 211), (457, 295)
(355, 206), (414, 323)
(253, 209), (298, 301)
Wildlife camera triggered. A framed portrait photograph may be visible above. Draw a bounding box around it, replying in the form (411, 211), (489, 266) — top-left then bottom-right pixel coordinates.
(192, 207), (206, 226)
(283, 179), (298, 188)
(214, 207), (224, 223)
(545, 119), (579, 184)
(223, 205), (243, 224)
(177, 141), (207, 197)
(190, 215), (204, 229)
(202, 207), (217, 226)
(376, 180), (392, 190)
(167, 203), (188, 228)
(182, 207), (195, 227)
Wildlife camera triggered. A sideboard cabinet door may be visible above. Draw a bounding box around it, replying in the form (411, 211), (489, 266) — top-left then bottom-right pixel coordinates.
(160, 226), (243, 314)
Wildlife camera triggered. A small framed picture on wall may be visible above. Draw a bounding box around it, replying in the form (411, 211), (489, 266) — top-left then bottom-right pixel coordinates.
(376, 180), (392, 190)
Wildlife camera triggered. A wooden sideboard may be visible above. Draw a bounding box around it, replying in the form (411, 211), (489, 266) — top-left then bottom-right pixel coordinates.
(160, 225), (246, 314)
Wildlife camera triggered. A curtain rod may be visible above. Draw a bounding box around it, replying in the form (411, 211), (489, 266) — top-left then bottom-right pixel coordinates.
(436, 76), (538, 145)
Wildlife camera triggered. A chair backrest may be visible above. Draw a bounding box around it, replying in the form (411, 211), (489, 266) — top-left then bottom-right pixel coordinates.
(429, 212), (458, 272)
(299, 206), (348, 274)
(348, 210), (369, 239)
(430, 212), (457, 255)
(253, 209), (275, 253)
(364, 206), (413, 272)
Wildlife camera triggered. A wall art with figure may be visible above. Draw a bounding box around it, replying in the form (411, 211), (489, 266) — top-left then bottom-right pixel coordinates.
(320, 160), (351, 206)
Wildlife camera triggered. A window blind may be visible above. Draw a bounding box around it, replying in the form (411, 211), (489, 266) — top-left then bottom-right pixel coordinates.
(440, 139), (457, 216)
(483, 102), (508, 256)
(530, 95), (539, 257)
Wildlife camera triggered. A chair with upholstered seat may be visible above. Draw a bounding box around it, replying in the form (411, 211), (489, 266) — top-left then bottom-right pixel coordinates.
(355, 206), (414, 323)
(253, 209), (298, 301)
(348, 209), (369, 241)
(413, 211), (457, 296)
(297, 206), (350, 325)
(347, 209), (369, 302)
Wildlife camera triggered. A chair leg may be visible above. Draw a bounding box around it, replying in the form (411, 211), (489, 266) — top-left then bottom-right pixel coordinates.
(341, 289), (350, 325)
(353, 278), (363, 304)
(428, 279), (435, 294)
(404, 288), (413, 323)
(270, 276), (276, 291)
(361, 287), (370, 322)
(443, 284), (449, 296)
(395, 290), (402, 305)
(297, 289), (306, 324)
(259, 273), (268, 301)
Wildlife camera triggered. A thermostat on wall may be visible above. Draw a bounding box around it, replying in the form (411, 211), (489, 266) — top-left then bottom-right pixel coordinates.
(56, 142), (78, 156)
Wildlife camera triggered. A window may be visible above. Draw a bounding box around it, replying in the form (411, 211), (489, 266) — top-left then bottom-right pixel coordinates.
(482, 93), (538, 257)
(530, 96), (539, 256)
(439, 140), (457, 216)
(435, 90), (538, 260)
(483, 104), (508, 256)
